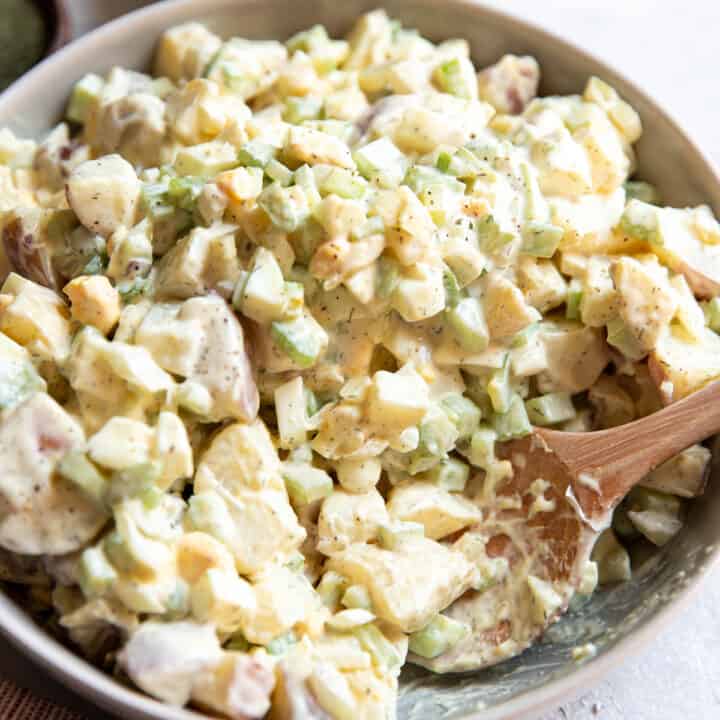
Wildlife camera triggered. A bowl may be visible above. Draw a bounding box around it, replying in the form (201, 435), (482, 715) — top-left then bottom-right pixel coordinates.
(1, 1), (719, 718)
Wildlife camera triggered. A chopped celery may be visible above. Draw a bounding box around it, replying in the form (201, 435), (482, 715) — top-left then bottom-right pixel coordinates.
(469, 425), (497, 469)
(57, 452), (107, 506)
(167, 175), (204, 212)
(376, 257), (400, 299)
(566, 278), (583, 320)
(606, 316), (645, 360)
(265, 158), (294, 186)
(237, 141), (276, 168)
(442, 265), (463, 308)
(492, 394), (532, 441)
(352, 624), (402, 672)
(476, 214), (515, 254)
(258, 182), (309, 232)
(440, 393), (482, 440)
(314, 165), (368, 199)
(487, 358), (512, 413)
(703, 296), (720, 333)
(78, 546), (117, 598)
(293, 164), (322, 208)
(352, 215), (385, 240)
(433, 58), (468, 97)
(378, 521), (424, 550)
(424, 457), (470, 492)
(408, 614), (470, 659)
(405, 165), (465, 195)
(439, 146), (485, 179)
(525, 392), (576, 426)
(316, 571), (349, 609)
(353, 138), (409, 188)
(436, 151), (453, 173)
(266, 631), (298, 655)
(521, 221), (563, 258)
(618, 199), (660, 244)
(117, 276), (152, 303)
(341, 584), (373, 610)
(271, 313), (328, 367)
(416, 408), (459, 458)
(284, 96), (323, 125)
(447, 297), (489, 352)
(282, 463), (333, 505)
(66, 73), (104, 124)
(624, 180), (660, 205)
(174, 141), (239, 178)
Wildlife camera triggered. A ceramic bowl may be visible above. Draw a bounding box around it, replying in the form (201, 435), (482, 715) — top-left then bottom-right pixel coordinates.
(0, 1), (718, 718)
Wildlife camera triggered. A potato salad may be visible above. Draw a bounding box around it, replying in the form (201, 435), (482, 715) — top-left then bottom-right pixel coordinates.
(0, 9), (716, 719)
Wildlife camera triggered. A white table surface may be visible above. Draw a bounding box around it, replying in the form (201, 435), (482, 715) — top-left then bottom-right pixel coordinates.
(4, 1), (720, 718)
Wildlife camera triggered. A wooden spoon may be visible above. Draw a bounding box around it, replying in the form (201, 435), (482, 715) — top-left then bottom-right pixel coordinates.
(415, 380), (720, 673)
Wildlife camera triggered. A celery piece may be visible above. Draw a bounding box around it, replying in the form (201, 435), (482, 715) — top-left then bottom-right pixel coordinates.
(447, 297), (489, 352)
(566, 278), (583, 320)
(284, 96), (323, 125)
(0, 360), (46, 411)
(294, 163), (321, 208)
(424, 457), (470, 492)
(409, 614), (470, 659)
(66, 73), (104, 125)
(266, 631), (298, 655)
(352, 624), (402, 673)
(352, 215), (385, 240)
(440, 393), (482, 440)
(446, 147), (485, 179)
(167, 176), (204, 212)
(258, 182), (309, 232)
(405, 165), (465, 195)
(265, 158), (294, 187)
(283, 463), (333, 505)
(376, 257), (400, 299)
(117, 277), (152, 304)
(107, 462), (164, 509)
(418, 409), (459, 458)
(237, 141), (276, 168)
(521, 221), (563, 258)
(317, 571), (349, 609)
(79, 546), (117, 598)
(469, 425), (497, 469)
(271, 314), (328, 367)
(477, 214), (515, 254)
(606, 316), (645, 360)
(341, 584), (373, 611)
(442, 265), (463, 308)
(492, 395), (532, 441)
(57, 451), (107, 506)
(703, 296), (720, 333)
(141, 180), (174, 220)
(304, 387), (319, 417)
(618, 199), (660, 244)
(436, 150), (453, 173)
(434, 58), (471, 99)
(624, 180), (660, 205)
(314, 166), (367, 199)
(525, 392), (576, 426)
(354, 138), (409, 188)
(378, 521), (424, 550)
(487, 358), (512, 413)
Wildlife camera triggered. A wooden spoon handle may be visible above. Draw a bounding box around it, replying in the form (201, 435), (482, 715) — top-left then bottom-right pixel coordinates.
(537, 380), (720, 518)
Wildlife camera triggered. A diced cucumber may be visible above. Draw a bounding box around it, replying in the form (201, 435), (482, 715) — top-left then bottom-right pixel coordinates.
(66, 73), (104, 124)
(624, 180), (660, 205)
(341, 584), (373, 610)
(258, 182), (310, 232)
(284, 95), (323, 125)
(408, 614), (470, 659)
(469, 425), (497, 469)
(282, 463), (333, 505)
(447, 297), (489, 352)
(237, 141), (276, 168)
(378, 520), (424, 550)
(313, 165), (368, 199)
(565, 278), (583, 320)
(442, 265), (463, 308)
(439, 393), (482, 440)
(521, 221), (563, 258)
(492, 394), (532, 441)
(174, 141), (239, 178)
(57, 451), (107, 506)
(487, 358), (512, 413)
(353, 623), (403, 672)
(271, 313), (328, 368)
(353, 138), (409, 188)
(78, 546), (117, 598)
(424, 457), (470, 492)
(265, 158), (294, 187)
(525, 392), (576, 426)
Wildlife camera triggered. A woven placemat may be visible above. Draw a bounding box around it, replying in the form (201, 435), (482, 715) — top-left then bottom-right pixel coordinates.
(0, 679), (84, 720)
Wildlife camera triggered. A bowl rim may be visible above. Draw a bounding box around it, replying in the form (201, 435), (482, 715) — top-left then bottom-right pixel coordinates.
(1, 1), (720, 718)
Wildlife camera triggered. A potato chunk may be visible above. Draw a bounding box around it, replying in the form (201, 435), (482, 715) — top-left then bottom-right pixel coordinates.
(64, 275), (121, 335)
(327, 537), (475, 632)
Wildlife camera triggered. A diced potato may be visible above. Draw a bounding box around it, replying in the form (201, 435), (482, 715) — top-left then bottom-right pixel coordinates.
(176, 531), (236, 584)
(190, 568), (256, 632)
(579, 256), (617, 328)
(67, 155), (140, 237)
(527, 575), (564, 625)
(154, 23), (222, 82)
(531, 128), (593, 198)
(477, 54), (539, 114)
(336, 457), (382, 493)
(387, 482), (480, 539)
(516, 257), (567, 313)
(588, 375), (635, 429)
(366, 367), (430, 432)
(591, 529), (631, 584)
(317, 489), (389, 556)
(483, 272), (541, 339)
(87, 417), (155, 470)
(285, 126), (355, 169)
(391, 262), (446, 322)
(64, 275), (121, 335)
(153, 411), (193, 489)
(639, 445), (710, 498)
(327, 537), (475, 632)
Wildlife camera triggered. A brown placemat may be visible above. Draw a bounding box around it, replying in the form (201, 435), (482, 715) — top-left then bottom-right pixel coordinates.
(0, 679), (85, 719)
